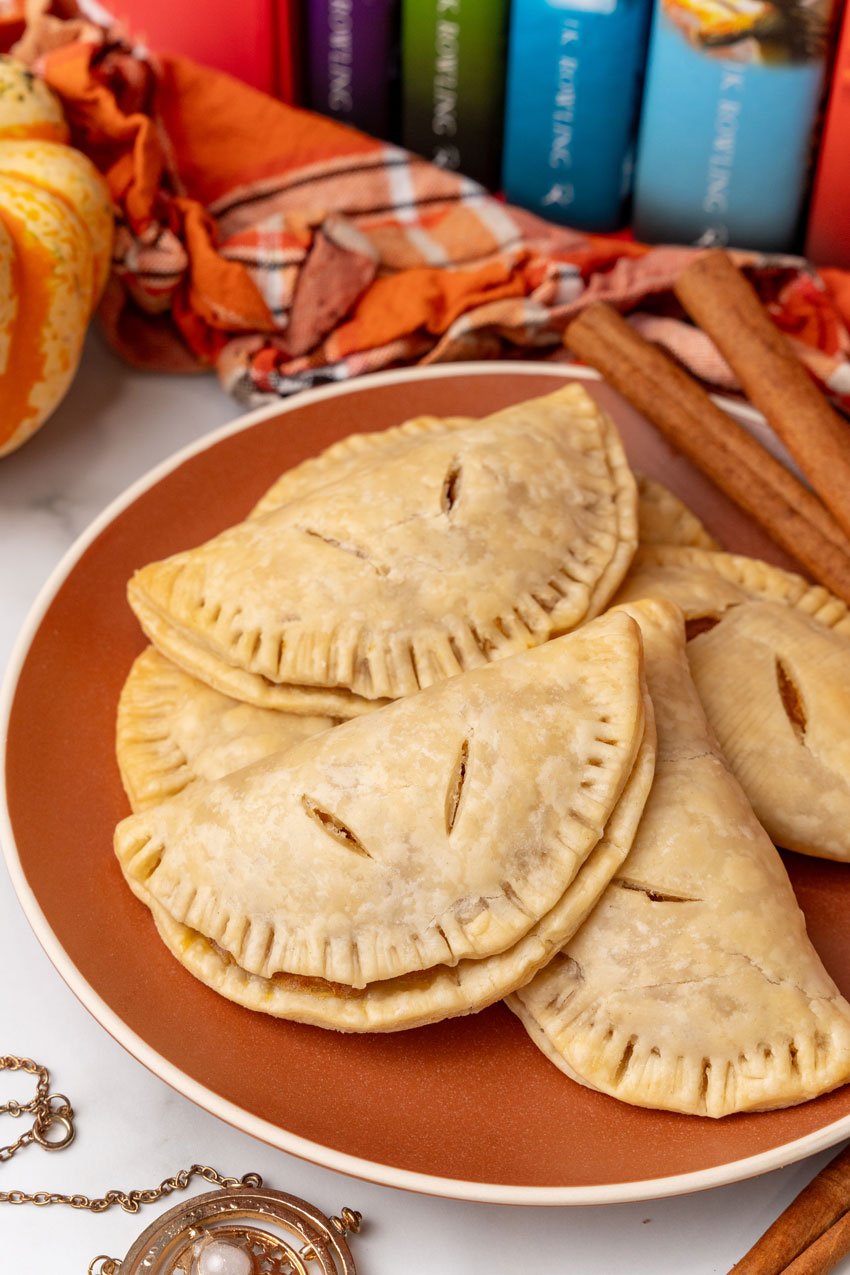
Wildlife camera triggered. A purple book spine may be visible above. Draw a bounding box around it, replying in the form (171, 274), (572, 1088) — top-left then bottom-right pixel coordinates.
(307, 0), (398, 138)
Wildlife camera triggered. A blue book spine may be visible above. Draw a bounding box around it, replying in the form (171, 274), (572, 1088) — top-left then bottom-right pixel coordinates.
(501, 0), (653, 233)
(632, 0), (836, 251)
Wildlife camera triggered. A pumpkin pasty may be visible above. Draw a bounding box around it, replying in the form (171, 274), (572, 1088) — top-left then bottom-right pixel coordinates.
(116, 647), (338, 813)
(115, 610), (655, 1027)
(254, 429), (710, 566)
(614, 544), (850, 636)
(146, 709), (655, 1033)
(688, 602), (850, 862)
(612, 546), (850, 859)
(509, 599), (850, 1117)
(250, 414), (472, 518)
(127, 385), (637, 713)
(635, 476), (719, 550)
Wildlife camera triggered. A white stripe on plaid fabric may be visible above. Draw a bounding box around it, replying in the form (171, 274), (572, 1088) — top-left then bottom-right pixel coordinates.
(386, 153), (449, 265)
(268, 358), (352, 396)
(214, 143), (470, 243)
(220, 248), (305, 268)
(828, 363), (850, 396)
(225, 213), (300, 327)
(549, 262), (583, 306)
(209, 147), (410, 216)
(459, 179), (519, 252)
(211, 147), (429, 241)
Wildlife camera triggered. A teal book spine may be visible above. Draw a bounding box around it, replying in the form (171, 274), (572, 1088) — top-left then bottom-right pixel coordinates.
(632, 0), (837, 251)
(501, 0), (653, 233)
(401, 0), (510, 188)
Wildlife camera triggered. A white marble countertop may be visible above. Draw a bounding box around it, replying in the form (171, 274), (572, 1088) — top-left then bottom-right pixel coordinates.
(1, 336), (848, 1274)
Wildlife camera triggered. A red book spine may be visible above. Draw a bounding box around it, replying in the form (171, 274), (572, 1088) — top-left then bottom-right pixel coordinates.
(806, 5), (850, 268)
(275, 0), (302, 104)
(109, 0), (278, 94)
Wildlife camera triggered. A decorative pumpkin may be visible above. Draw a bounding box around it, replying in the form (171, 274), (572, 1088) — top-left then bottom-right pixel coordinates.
(0, 55), (114, 457)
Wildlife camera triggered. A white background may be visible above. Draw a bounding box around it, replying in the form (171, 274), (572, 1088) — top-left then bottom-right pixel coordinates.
(1, 336), (848, 1274)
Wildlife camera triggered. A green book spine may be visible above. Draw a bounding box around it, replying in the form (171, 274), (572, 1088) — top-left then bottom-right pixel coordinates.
(401, 0), (509, 188)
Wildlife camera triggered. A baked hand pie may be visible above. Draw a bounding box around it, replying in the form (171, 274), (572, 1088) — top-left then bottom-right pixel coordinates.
(614, 544), (850, 636)
(250, 414), (473, 518)
(148, 708), (654, 1032)
(634, 475), (719, 550)
(687, 602), (850, 862)
(256, 436), (714, 561)
(613, 545), (850, 860)
(509, 598), (850, 1116)
(114, 610), (656, 1031)
(117, 646), (338, 813)
(255, 430), (713, 565)
(127, 386), (637, 717)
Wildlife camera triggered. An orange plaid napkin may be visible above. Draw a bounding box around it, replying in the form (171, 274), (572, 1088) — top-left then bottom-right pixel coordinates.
(5, 2), (850, 412)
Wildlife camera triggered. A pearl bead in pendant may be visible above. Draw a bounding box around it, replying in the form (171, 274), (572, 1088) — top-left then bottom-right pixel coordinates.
(196, 1239), (254, 1275)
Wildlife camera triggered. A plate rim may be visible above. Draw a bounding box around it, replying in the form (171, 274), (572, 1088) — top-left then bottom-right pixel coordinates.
(2, 360), (848, 1206)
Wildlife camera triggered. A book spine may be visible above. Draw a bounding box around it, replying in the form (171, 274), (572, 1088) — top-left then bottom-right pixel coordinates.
(401, 0), (509, 188)
(632, 0), (839, 252)
(276, 0), (302, 104)
(113, 0), (277, 92)
(806, 6), (850, 267)
(501, 0), (653, 233)
(306, 0), (398, 137)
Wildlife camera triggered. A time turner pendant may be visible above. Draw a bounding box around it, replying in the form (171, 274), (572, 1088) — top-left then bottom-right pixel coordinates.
(96, 1185), (361, 1275)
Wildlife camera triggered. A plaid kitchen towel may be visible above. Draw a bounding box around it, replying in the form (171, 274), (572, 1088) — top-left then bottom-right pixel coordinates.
(5, 2), (850, 411)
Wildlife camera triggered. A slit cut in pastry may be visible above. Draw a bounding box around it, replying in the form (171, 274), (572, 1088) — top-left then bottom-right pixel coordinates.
(255, 435), (714, 559)
(114, 609), (656, 1031)
(250, 413), (474, 518)
(613, 545), (850, 860)
(688, 602), (850, 862)
(116, 647), (339, 813)
(634, 476), (720, 550)
(614, 544), (850, 635)
(127, 385), (638, 716)
(509, 599), (850, 1117)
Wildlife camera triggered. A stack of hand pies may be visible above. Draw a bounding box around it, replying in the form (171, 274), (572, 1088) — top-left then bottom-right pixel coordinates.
(114, 385), (850, 1119)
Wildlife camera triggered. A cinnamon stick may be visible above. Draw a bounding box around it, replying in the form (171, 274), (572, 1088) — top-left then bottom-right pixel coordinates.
(564, 303), (850, 604)
(781, 1211), (850, 1275)
(728, 1142), (850, 1275)
(675, 250), (850, 546)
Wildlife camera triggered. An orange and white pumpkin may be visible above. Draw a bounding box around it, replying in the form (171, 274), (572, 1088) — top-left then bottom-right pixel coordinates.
(0, 55), (113, 457)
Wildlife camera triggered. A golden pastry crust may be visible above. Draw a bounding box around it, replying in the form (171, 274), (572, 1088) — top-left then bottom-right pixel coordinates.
(251, 414), (472, 517)
(145, 696), (656, 1032)
(116, 647), (338, 813)
(614, 544), (850, 636)
(635, 475), (720, 550)
(127, 386), (638, 710)
(509, 599), (850, 1117)
(688, 601), (850, 862)
(613, 546), (850, 860)
(258, 450), (713, 559)
(122, 608), (385, 719)
(115, 611), (648, 994)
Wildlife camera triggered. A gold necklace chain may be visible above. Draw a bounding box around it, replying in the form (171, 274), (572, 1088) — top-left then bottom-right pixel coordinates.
(0, 1056), (264, 1213)
(0, 1055), (74, 1163)
(1, 1054), (363, 1275)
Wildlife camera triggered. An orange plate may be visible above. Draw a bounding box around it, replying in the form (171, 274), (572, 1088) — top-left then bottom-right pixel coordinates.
(3, 364), (850, 1205)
